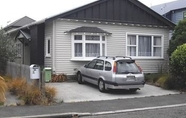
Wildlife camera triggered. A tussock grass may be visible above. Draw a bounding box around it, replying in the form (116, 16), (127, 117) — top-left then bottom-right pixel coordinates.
(0, 76), (7, 103)
(8, 78), (57, 105)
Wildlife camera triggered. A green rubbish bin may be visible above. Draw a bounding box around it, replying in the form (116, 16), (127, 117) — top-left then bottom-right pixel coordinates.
(43, 67), (52, 82)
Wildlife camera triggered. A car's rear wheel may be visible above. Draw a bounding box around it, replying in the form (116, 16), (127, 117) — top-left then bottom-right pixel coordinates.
(98, 79), (105, 92)
(129, 88), (138, 93)
(77, 72), (83, 84)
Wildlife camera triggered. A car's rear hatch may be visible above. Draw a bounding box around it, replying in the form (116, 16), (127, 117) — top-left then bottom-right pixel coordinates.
(114, 59), (144, 85)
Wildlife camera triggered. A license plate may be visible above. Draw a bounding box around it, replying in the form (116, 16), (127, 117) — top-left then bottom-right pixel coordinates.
(127, 76), (136, 81)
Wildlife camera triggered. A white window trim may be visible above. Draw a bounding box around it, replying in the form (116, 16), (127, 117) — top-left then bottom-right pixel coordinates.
(71, 33), (107, 61)
(45, 37), (51, 57)
(126, 32), (164, 59)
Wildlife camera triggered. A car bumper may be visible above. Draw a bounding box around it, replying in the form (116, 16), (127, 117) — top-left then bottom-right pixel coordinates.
(107, 84), (144, 89)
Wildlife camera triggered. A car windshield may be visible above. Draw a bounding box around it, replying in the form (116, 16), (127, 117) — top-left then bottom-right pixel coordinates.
(116, 60), (141, 74)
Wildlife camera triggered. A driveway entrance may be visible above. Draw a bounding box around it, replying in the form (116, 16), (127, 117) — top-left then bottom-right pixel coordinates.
(47, 82), (179, 103)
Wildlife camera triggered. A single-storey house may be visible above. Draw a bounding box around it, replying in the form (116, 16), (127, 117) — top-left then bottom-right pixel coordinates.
(7, 0), (175, 76)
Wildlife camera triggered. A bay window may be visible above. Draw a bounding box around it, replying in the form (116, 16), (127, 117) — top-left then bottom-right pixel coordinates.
(127, 34), (163, 58)
(72, 34), (106, 60)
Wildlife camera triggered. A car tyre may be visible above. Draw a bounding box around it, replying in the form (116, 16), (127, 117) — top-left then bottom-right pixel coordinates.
(98, 79), (106, 92)
(129, 88), (138, 93)
(77, 72), (83, 84)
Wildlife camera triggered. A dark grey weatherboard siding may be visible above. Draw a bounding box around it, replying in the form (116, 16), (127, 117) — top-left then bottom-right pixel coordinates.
(30, 23), (45, 66)
(46, 0), (175, 28)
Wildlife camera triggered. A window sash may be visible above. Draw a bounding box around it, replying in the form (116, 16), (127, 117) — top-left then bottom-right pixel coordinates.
(127, 34), (162, 57)
(46, 37), (51, 57)
(72, 34), (106, 59)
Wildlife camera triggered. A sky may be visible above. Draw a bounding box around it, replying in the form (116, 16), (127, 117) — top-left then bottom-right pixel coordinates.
(0, 0), (176, 28)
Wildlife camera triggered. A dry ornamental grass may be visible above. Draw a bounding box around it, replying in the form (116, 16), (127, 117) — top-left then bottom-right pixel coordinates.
(0, 76), (7, 103)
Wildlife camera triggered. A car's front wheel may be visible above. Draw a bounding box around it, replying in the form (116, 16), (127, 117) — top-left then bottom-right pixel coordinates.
(98, 79), (106, 92)
(77, 72), (83, 84)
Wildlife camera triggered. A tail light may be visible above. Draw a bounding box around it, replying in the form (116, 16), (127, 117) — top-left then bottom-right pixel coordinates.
(113, 61), (117, 73)
(135, 62), (143, 73)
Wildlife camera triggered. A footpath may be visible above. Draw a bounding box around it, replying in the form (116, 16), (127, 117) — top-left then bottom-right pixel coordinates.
(0, 93), (186, 118)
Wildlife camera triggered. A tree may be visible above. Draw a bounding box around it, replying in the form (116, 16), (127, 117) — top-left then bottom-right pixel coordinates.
(167, 19), (186, 56)
(0, 29), (16, 75)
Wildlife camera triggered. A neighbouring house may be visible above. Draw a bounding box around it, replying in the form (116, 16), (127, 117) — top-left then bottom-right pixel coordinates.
(4, 16), (35, 32)
(7, 0), (175, 76)
(151, 0), (186, 24)
(3, 16), (35, 65)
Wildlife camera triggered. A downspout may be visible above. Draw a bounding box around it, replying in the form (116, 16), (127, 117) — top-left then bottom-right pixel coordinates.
(52, 20), (56, 74)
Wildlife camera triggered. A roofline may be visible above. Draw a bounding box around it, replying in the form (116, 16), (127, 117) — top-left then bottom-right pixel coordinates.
(130, 0), (176, 28)
(6, 19), (45, 34)
(46, 0), (103, 22)
(6, 0), (176, 34)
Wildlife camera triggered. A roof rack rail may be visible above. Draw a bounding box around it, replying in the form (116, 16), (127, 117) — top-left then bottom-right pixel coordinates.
(115, 56), (132, 59)
(97, 56), (115, 60)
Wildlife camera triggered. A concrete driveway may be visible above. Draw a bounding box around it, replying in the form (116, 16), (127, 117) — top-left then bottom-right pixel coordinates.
(46, 82), (179, 103)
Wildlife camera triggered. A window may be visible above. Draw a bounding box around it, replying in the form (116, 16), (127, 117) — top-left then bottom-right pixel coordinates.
(127, 34), (163, 58)
(94, 60), (104, 70)
(87, 59), (97, 69)
(72, 34), (106, 60)
(183, 12), (186, 19)
(46, 37), (51, 57)
(16, 43), (21, 57)
(105, 61), (111, 71)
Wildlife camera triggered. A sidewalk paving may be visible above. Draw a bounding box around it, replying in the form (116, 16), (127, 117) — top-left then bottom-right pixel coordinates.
(0, 93), (186, 118)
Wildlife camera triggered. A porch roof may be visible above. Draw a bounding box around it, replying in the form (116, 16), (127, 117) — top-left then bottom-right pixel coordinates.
(65, 26), (111, 34)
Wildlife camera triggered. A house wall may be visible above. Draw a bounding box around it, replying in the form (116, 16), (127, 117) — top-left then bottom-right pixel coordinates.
(49, 19), (169, 75)
(44, 22), (53, 67)
(171, 9), (186, 24)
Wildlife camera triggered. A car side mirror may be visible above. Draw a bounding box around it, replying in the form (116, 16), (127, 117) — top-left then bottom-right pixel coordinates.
(84, 65), (88, 68)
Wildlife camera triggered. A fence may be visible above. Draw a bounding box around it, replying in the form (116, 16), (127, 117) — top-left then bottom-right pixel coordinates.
(6, 62), (31, 83)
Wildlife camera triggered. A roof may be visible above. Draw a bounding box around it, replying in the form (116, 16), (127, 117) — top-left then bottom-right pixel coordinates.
(151, 0), (186, 15)
(4, 16), (35, 31)
(66, 26), (111, 34)
(8, 0), (176, 34)
(45, 0), (175, 28)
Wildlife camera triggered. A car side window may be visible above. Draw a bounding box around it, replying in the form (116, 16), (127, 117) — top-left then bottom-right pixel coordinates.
(105, 61), (112, 71)
(94, 60), (104, 70)
(87, 59), (97, 69)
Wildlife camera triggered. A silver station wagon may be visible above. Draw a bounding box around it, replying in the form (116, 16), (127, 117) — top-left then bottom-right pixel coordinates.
(77, 56), (145, 92)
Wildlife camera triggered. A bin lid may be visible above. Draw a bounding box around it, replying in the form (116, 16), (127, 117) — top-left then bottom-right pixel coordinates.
(30, 64), (39, 68)
(44, 67), (52, 70)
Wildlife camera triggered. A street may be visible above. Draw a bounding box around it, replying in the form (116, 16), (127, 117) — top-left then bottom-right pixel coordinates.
(83, 105), (186, 118)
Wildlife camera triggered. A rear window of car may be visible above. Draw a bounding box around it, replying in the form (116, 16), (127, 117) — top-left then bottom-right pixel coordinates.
(116, 60), (141, 74)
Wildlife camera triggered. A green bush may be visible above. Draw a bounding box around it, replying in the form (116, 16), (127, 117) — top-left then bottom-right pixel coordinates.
(170, 44), (186, 89)
(167, 19), (186, 56)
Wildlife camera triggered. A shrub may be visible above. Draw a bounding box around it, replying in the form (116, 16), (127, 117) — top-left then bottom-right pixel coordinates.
(0, 29), (16, 75)
(0, 76), (7, 103)
(145, 73), (162, 84)
(170, 44), (186, 90)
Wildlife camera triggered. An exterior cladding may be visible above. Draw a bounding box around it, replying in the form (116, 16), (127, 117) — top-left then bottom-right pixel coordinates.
(64, 0), (165, 26)
(51, 20), (169, 75)
(44, 22), (53, 67)
(171, 9), (186, 24)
